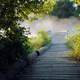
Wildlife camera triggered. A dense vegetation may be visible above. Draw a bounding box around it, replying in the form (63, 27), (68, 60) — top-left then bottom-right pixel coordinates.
(52, 0), (75, 18)
(67, 25), (80, 61)
(0, 0), (55, 70)
(29, 30), (51, 52)
(52, 0), (80, 18)
(0, 0), (80, 70)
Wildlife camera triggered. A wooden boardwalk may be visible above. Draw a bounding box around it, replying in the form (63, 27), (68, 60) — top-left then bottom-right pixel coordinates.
(14, 43), (80, 80)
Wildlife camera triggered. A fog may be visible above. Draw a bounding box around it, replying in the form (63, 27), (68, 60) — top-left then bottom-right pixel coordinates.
(20, 16), (80, 43)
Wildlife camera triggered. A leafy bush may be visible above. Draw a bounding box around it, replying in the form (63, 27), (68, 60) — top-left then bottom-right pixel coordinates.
(29, 30), (51, 51)
(38, 30), (51, 46)
(0, 27), (31, 70)
(74, 6), (80, 18)
(67, 25), (80, 60)
(52, 0), (75, 18)
(0, 0), (54, 71)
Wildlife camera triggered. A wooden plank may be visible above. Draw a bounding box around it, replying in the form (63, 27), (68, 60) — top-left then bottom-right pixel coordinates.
(14, 44), (80, 80)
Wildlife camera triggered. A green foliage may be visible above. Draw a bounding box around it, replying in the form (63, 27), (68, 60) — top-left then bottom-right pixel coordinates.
(19, 0), (56, 21)
(37, 30), (51, 46)
(29, 30), (51, 51)
(18, 0), (44, 19)
(0, 0), (53, 70)
(74, 6), (80, 18)
(67, 25), (80, 60)
(0, 0), (52, 68)
(52, 0), (75, 18)
(38, 0), (56, 15)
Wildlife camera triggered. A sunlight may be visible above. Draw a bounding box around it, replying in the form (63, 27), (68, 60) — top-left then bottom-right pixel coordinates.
(28, 33), (37, 38)
(1, 0), (80, 79)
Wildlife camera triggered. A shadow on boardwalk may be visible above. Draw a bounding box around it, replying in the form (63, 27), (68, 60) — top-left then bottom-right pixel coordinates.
(13, 43), (80, 80)
(1, 32), (80, 80)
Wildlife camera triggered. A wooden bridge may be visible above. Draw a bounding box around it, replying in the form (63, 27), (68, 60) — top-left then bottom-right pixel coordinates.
(13, 32), (80, 80)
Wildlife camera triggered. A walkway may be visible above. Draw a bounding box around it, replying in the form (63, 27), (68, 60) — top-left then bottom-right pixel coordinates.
(15, 33), (80, 80)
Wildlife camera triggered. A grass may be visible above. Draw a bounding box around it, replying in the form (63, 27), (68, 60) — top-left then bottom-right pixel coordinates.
(29, 30), (51, 52)
(66, 28), (80, 61)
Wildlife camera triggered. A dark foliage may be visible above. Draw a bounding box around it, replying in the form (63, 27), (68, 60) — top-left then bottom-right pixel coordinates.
(0, 0), (36, 70)
(74, 5), (80, 18)
(52, 0), (75, 18)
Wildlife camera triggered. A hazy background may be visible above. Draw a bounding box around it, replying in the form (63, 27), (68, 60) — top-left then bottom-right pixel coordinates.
(20, 16), (80, 43)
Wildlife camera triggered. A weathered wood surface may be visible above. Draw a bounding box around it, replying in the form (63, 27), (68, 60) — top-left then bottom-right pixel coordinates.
(14, 43), (80, 80)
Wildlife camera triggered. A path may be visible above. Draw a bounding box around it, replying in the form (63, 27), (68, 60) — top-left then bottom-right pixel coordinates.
(15, 32), (80, 80)
(52, 32), (67, 44)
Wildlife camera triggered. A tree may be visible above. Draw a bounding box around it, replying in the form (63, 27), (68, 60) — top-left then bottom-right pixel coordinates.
(0, 0), (55, 70)
(52, 0), (75, 18)
(18, 0), (56, 21)
(73, 0), (80, 17)
(75, 0), (80, 5)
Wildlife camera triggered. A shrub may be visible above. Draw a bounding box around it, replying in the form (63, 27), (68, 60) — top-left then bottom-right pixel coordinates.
(74, 6), (80, 18)
(0, 27), (31, 70)
(0, 0), (53, 71)
(37, 30), (51, 46)
(67, 25), (80, 60)
(29, 30), (51, 51)
(52, 0), (75, 18)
